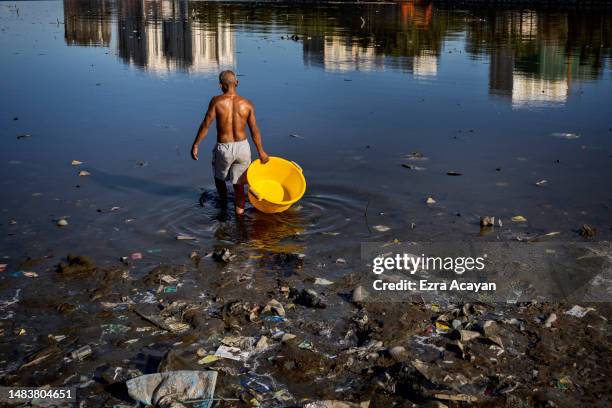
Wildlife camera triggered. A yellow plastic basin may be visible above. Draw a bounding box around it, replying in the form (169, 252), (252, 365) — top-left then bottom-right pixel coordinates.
(247, 157), (306, 213)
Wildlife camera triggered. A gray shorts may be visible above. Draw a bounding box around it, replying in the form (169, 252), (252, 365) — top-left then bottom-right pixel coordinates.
(212, 139), (251, 185)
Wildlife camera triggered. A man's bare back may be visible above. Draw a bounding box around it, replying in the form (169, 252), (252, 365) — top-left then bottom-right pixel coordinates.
(190, 70), (269, 215)
(210, 93), (252, 143)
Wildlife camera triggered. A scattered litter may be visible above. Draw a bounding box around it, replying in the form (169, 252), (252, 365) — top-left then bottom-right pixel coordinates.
(57, 219), (68, 227)
(131, 252), (143, 260)
(446, 171), (462, 176)
(535, 179), (547, 186)
(426, 196), (436, 204)
(511, 215), (527, 222)
(522, 231), (560, 243)
(579, 224), (597, 238)
(351, 285), (369, 303)
(22, 271), (38, 278)
(263, 299), (286, 317)
(555, 376), (573, 390)
(388, 346), (406, 361)
(163, 286), (177, 294)
(401, 164), (426, 170)
(565, 305), (595, 318)
(212, 248), (234, 263)
(406, 152), (428, 161)
(78, 170), (90, 177)
(147, 248), (162, 254)
(550, 132), (580, 139)
(480, 216), (495, 227)
(0, 264), (6, 273)
(543, 313), (557, 328)
(290, 133), (304, 139)
(16, 133), (31, 139)
(198, 355), (221, 365)
(314, 278), (334, 286)
(298, 340), (314, 350)
(457, 329), (480, 342)
(255, 336), (269, 351)
(335, 258), (347, 264)
(176, 234), (197, 240)
(70, 345), (92, 361)
(373, 225), (390, 232)
(214, 345), (249, 361)
(262, 315), (285, 322)
(281, 333), (296, 342)
(71, 160), (83, 166)
(435, 322), (450, 332)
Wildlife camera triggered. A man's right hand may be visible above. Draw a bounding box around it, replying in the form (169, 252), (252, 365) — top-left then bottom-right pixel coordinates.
(191, 145), (199, 161)
(259, 151), (270, 164)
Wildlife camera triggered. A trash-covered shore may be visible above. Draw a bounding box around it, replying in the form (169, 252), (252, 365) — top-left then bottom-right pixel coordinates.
(1, 248), (610, 407)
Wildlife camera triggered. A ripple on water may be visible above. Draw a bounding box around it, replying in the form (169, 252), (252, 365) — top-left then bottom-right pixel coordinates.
(123, 188), (367, 253)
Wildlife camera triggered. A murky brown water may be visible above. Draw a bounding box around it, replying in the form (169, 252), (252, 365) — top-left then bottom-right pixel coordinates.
(1, 1), (611, 406)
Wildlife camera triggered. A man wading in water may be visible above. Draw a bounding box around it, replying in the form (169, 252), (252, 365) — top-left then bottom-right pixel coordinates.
(191, 70), (269, 215)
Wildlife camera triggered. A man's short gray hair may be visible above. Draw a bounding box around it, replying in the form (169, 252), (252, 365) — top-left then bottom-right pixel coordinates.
(219, 70), (237, 86)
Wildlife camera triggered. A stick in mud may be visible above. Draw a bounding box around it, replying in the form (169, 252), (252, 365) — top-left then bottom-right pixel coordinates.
(133, 308), (171, 331)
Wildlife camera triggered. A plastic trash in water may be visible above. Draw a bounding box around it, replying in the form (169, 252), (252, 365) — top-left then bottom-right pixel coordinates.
(550, 132), (580, 139)
(70, 345), (92, 361)
(262, 315), (285, 322)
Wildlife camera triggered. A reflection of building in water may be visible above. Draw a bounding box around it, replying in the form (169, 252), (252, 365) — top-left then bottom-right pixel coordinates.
(514, 10), (537, 39)
(303, 36), (437, 78)
(413, 53), (438, 77)
(113, 0), (235, 74)
(322, 36), (384, 72)
(64, 0), (112, 46)
(486, 10), (574, 107)
(191, 21), (235, 73)
(489, 47), (514, 96)
(511, 75), (568, 107)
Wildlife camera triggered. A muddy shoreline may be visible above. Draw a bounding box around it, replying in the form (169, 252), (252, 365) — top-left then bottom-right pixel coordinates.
(1, 248), (610, 407)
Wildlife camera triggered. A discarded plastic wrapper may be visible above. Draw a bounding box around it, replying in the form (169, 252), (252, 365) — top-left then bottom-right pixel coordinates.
(198, 355), (221, 365)
(314, 278), (334, 286)
(176, 234), (197, 240)
(565, 305), (594, 318)
(214, 345), (249, 361)
(126, 370), (217, 408)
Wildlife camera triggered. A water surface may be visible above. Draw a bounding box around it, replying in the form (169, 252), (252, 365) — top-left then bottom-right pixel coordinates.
(1, 0), (611, 265)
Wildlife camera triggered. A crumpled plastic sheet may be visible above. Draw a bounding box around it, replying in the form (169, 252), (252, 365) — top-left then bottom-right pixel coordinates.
(126, 370), (217, 408)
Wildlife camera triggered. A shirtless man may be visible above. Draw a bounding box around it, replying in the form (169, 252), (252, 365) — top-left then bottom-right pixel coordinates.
(191, 70), (269, 215)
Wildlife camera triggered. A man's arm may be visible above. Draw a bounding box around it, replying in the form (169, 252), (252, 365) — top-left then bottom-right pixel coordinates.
(246, 103), (269, 164)
(191, 98), (216, 160)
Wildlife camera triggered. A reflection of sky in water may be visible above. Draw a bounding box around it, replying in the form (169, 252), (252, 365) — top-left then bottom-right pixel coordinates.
(1, 0), (612, 258)
(60, 0), (611, 107)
